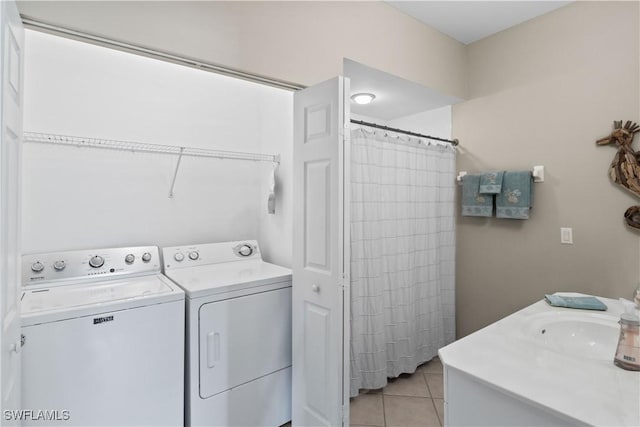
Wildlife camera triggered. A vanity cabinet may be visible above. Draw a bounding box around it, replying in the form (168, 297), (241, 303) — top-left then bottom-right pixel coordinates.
(439, 294), (639, 427)
(443, 365), (579, 426)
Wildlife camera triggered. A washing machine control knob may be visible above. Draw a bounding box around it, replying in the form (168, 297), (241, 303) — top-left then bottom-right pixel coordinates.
(53, 260), (66, 271)
(174, 252), (185, 262)
(188, 251), (199, 260)
(124, 254), (135, 264)
(31, 261), (44, 273)
(89, 255), (104, 268)
(238, 245), (253, 257)
(141, 252), (152, 263)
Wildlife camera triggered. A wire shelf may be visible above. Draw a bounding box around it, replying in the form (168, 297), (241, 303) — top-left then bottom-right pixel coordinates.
(23, 132), (280, 163)
(23, 131), (280, 198)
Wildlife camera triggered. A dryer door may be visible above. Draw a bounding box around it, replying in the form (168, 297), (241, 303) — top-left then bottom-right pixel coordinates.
(199, 285), (292, 398)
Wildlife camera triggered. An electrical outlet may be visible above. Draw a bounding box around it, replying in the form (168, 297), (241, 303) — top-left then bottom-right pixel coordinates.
(560, 227), (573, 244)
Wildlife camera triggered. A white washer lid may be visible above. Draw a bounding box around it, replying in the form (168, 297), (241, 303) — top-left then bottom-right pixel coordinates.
(164, 259), (291, 299)
(21, 274), (184, 326)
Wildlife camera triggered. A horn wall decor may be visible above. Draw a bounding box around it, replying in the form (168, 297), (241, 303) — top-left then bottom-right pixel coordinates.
(596, 120), (640, 229)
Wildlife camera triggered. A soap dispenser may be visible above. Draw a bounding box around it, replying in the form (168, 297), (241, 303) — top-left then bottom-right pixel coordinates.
(614, 299), (640, 371)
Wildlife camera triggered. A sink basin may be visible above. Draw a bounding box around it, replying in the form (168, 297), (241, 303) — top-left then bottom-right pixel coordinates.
(523, 311), (619, 360)
(440, 295), (639, 427)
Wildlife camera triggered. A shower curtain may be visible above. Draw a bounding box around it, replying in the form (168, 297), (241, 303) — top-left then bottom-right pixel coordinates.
(349, 127), (456, 397)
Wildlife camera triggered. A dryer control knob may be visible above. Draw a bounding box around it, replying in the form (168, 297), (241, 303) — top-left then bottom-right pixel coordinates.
(89, 255), (104, 268)
(238, 245), (253, 257)
(124, 254), (135, 264)
(53, 260), (66, 271)
(174, 252), (185, 262)
(188, 251), (199, 260)
(31, 261), (44, 273)
(141, 252), (152, 263)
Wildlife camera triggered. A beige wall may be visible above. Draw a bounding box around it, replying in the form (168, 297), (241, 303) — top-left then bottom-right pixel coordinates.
(453, 1), (640, 337)
(17, 1), (467, 99)
(18, 1), (640, 338)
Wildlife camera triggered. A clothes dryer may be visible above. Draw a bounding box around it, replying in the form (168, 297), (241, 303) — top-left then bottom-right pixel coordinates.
(163, 240), (292, 427)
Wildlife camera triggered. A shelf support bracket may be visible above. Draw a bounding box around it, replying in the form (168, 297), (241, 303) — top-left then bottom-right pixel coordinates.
(169, 147), (185, 198)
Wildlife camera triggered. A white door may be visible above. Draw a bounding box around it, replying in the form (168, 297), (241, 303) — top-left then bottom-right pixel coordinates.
(0, 0), (23, 424)
(292, 76), (350, 426)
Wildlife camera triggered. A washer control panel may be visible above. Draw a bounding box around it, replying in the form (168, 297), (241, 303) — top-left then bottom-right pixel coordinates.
(22, 246), (161, 286)
(163, 240), (261, 270)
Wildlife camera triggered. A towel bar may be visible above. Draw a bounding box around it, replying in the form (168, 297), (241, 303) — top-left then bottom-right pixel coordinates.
(456, 165), (544, 183)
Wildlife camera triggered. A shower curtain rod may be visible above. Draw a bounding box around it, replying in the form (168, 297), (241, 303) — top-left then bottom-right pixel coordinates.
(350, 119), (459, 146)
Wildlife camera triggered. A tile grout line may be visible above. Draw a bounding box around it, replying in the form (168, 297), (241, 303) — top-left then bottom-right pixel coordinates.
(425, 364), (441, 427)
(431, 397), (442, 427)
(422, 368), (432, 398)
(423, 366), (443, 427)
(381, 389), (387, 427)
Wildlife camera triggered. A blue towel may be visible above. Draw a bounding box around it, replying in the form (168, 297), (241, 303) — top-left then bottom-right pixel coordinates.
(479, 171), (504, 194)
(461, 174), (493, 217)
(496, 171), (533, 219)
(544, 294), (607, 311)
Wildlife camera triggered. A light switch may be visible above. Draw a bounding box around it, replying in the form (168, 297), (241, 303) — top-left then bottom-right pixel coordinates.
(560, 227), (573, 244)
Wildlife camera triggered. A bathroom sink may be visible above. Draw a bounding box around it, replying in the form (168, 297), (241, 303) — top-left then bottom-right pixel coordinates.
(440, 295), (639, 427)
(524, 311), (619, 360)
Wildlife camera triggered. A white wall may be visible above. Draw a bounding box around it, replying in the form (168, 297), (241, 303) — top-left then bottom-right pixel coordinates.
(353, 106), (453, 143)
(351, 105), (451, 138)
(351, 113), (388, 125)
(257, 100), (293, 268)
(18, 1), (468, 99)
(387, 106), (452, 140)
(23, 30), (293, 266)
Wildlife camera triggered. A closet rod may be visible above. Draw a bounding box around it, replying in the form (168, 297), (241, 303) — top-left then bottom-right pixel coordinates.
(21, 16), (305, 92)
(350, 119), (459, 146)
(23, 132), (280, 164)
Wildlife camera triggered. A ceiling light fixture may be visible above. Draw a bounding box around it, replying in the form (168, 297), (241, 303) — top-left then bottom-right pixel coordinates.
(351, 93), (376, 105)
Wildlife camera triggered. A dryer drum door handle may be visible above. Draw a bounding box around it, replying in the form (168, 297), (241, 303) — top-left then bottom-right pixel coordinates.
(206, 332), (221, 368)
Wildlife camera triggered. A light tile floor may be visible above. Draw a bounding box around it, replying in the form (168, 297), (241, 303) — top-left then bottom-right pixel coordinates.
(350, 357), (444, 427)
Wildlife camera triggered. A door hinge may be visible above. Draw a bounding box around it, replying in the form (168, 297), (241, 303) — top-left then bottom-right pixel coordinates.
(338, 273), (350, 291)
(20, 333), (25, 347)
(342, 403), (349, 425)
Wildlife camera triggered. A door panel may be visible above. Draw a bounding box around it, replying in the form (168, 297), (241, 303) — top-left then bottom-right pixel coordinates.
(292, 76), (350, 427)
(304, 160), (331, 271)
(0, 1), (23, 423)
(303, 302), (329, 417)
(199, 287), (292, 399)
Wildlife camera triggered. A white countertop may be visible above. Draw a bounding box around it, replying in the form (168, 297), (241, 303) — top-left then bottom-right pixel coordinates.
(439, 293), (640, 426)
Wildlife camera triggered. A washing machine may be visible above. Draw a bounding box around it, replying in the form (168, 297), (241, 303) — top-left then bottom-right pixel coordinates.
(20, 246), (185, 426)
(162, 240), (292, 427)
